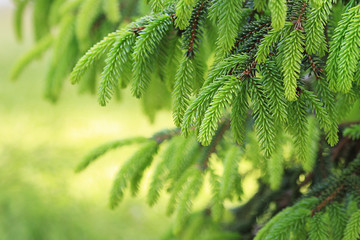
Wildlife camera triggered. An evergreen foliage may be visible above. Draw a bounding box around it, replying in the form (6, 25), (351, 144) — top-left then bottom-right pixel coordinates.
(12, 0), (360, 239)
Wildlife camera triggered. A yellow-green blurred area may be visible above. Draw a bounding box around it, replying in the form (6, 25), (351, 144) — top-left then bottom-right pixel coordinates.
(0, 3), (175, 239)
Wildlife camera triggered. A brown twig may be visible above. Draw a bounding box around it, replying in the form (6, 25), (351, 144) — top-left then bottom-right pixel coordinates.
(312, 184), (344, 216)
(186, 1), (207, 58)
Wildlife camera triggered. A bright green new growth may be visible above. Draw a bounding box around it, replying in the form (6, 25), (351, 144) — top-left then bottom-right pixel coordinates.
(255, 26), (290, 64)
(261, 60), (287, 123)
(209, 0), (244, 57)
(103, 0), (121, 23)
(254, 197), (319, 240)
(326, 4), (360, 92)
(344, 124), (360, 140)
(198, 76), (238, 146)
(131, 14), (172, 98)
(328, 202), (348, 240)
(336, 6), (360, 93)
(75, 137), (147, 172)
(70, 31), (120, 84)
(11, 34), (53, 80)
(98, 32), (136, 106)
(175, 0), (196, 30)
(288, 96), (309, 164)
(76, 0), (102, 49)
(302, 116), (320, 173)
(279, 29), (304, 101)
(13, 0), (29, 40)
(308, 213), (329, 240)
(343, 209), (360, 240)
(248, 77), (276, 157)
(173, 56), (195, 127)
(110, 140), (159, 208)
(268, 0), (287, 31)
(220, 146), (241, 199)
(173, 168), (203, 234)
(45, 14), (76, 101)
(305, 0), (334, 56)
(230, 81), (248, 145)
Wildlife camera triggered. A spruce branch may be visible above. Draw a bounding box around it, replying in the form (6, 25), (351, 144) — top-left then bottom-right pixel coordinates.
(131, 14), (172, 98)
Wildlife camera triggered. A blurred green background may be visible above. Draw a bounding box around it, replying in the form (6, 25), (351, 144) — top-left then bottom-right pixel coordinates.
(0, 2), (175, 239)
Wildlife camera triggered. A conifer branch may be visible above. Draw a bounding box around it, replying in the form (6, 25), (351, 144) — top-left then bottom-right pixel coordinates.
(11, 34), (53, 80)
(75, 137), (148, 172)
(182, 0), (209, 58)
(269, 0), (287, 31)
(98, 32), (136, 106)
(110, 140), (159, 208)
(70, 30), (121, 84)
(278, 29), (305, 101)
(131, 14), (172, 98)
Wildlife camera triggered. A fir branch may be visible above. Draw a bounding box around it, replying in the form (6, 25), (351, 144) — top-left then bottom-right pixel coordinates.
(267, 134), (285, 190)
(45, 14), (76, 102)
(182, 0), (209, 58)
(103, 0), (121, 23)
(230, 81), (248, 145)
(328, 202), (348, 240)
(302, 116), (320, 173)
(308, 212), (330, 240)
(204, 54), (249, 87)
(70, 30), (120, 84)
(326, 7), (358, 91)
(168, 136), (200, 182)
(14, 0), (29, 41)
(198, 76), (238, 146)
(269, 0), (287, 31)
(174, 169), (203, 234)
(75, 0), (102, 49)
(343, 209), (360, 240)
(33, 0), (52, 40)
(344, 124), (360, 140)
(287, 94), (309, 164)
(98, 32), (136, 106)
(232, 17), (271, 54)
(198, 120), (230, 170)
(255, 197), (319, 240)
(305, 0), (334, 56)
(181, 54), (248, 135)
(302, 89), (332, 134)
(248, 77), (276, 157)
(220, 146), (242, 199)
(336, 6), (360, 93)
(147, 136), (179, 206)
(167, 167), (198, 216)
(110, 140), (159, 209)
(131, 14), (172, 98)
(261, 59), (287, 123)
(11, 34), (53, 80)
(210, 0), (245, 57)
(255, 25), (289, 64)
(174, 0), (197, 30)
(209, 169), (224, 222)
(173, 56), (195, 127)
(254, 0), (267, 12)
(313, 78), (339, 146)
(312, 184), (344, 215)
(75, 137), (147, 172)
(181, 80), (224, 136)
(306, 54), (325, 80)
(278, 29), (305, 101)
(148, 0), (164, 13)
